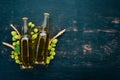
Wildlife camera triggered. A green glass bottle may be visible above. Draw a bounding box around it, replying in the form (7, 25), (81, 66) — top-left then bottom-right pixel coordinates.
(35, 13), (49, 64)
(20, 17), (34, 69)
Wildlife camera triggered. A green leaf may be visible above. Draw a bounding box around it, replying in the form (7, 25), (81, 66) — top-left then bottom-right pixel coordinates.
(14, 44), (20, 53)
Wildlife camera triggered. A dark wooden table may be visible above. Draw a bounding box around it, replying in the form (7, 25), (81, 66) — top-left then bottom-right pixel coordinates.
(0, 0), (120, 80)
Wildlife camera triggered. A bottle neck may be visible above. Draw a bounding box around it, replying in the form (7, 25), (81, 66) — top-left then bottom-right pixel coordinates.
(22, 17), (28, 35)
(41, 13), (49, 32)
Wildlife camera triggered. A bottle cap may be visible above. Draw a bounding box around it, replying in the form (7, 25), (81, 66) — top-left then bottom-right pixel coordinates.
(22, 17), (28, 21)
(44, 13), (50, 16)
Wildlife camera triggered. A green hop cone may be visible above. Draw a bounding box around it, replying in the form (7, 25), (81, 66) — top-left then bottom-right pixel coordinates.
(50, 51), (56, 56)
(46, 57), (50, 64)
(16, 41), (20, 45)
(11, 55), (15, 59)
(52, 39), (58, 44)
(48, 45), (51, 50)
(14, 52), (18, 56)
(32, 34), (38, 40)
(50, 55), (54, 60)
(12, 37), (16, 41)
(11, 51), (14, 55)
(32, 41), (35, 43)
(11, 31), (17, 36)
(46, 60), (50, 64)
(28, 22), (32, 27)
(15, 56), (19, 60)
(14, 35), (20, 39)
(12, 42), (16, 46)
(51, 48), (55, 51)
(51, 44), (56, 48)
(31, 32), (34, 35)
(15, 59), (20, 64)
(31, 24), (35, 28)
(34, 28), (38, 33)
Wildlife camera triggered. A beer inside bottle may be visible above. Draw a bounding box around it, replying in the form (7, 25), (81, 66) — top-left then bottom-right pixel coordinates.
(35, 13), (49, 64)
(20, 17), (34, 69)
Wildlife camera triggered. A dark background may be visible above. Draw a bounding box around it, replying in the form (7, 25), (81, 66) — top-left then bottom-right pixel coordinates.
(0, 0), (120, 80)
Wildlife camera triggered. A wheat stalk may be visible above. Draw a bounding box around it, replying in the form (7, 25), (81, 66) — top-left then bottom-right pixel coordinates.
(2, 42), (14, 49)
(10, 24), (21, 36)
(49, 29), (66, 44)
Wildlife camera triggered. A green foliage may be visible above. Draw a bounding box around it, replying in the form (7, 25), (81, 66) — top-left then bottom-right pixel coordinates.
(14, 44), (20, 53)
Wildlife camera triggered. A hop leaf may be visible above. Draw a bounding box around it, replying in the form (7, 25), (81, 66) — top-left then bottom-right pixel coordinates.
(14, 44), (20, 53)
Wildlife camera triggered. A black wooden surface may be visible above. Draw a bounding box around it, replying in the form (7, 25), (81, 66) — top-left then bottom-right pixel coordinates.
(0, 0), (120, 80)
